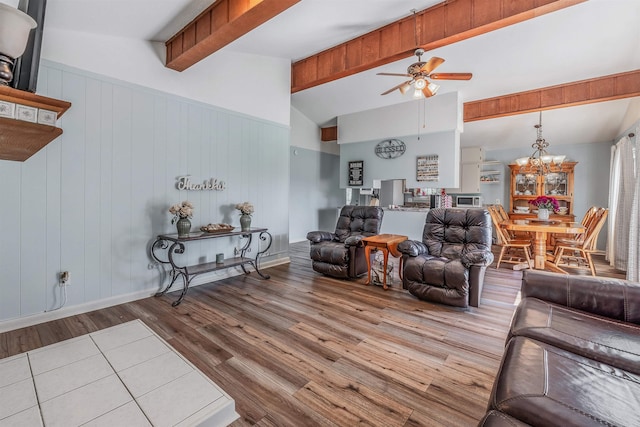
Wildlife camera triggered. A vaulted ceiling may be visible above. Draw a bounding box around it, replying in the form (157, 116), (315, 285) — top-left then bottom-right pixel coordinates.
(44, 0), (640, 150)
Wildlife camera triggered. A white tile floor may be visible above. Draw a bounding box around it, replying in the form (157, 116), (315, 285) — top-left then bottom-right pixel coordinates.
(0, 320), (239, 427)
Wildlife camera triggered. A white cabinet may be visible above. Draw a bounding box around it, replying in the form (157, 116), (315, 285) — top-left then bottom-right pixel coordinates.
(447, 147), (483, 193)
(460, 163), (481, 193)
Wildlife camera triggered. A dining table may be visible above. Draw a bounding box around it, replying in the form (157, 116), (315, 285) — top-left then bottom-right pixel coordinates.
(501, 219), (585, 271)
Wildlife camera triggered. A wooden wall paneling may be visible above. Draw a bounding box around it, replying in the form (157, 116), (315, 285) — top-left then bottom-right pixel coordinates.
(83, 79), (103, 302)
(20, 150), (47, 316)
(187, 103), (206, 267)
(0, 62), (292, 322)
(110, 85), (133, 296)
(213, 111), (231, 259)
(130, 91), (156, 291)
(0, 160), (21, 318)
(42, 67), (63, 311)
(60, 72), (87, 307)
(162, 100), (182, 293)
(99, 82), (114, 299)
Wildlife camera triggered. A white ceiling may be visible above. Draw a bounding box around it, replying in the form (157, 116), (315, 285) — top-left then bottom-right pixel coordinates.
(41, 0), (640, 150)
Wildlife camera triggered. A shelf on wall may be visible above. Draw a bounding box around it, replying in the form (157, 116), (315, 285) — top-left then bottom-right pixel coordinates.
(0, 86), (71, 162)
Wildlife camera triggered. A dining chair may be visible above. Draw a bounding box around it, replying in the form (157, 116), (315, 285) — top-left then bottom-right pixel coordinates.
(488, 205), (532, 269)
(552, 208), (608, 276)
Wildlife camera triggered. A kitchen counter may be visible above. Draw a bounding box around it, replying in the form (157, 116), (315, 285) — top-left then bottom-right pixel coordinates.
(383, 206), (430, 212)
(380, 208), (428, 241)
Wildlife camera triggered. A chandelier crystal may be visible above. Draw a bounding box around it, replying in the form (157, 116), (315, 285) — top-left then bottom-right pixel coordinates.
(514, 112), (565, 176)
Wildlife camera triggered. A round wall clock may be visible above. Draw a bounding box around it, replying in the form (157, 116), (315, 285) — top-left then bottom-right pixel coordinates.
(375, 139), (406, 159)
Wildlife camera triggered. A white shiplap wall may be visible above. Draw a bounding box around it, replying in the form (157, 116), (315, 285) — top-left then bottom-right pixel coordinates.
(0, 61), (290, 323)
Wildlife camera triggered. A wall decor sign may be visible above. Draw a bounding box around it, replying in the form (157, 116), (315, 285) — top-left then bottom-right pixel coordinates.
(375, 139), (406, 159)
(176, 175), (226, 191)
(348, 161), (364, 186)
(416, 155), (439, 182)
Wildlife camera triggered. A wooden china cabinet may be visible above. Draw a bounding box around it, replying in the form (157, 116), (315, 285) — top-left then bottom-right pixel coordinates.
(508, 162), (577, 222)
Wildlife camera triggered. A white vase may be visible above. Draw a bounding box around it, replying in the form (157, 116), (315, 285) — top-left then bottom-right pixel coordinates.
(537, 208), (550, 221)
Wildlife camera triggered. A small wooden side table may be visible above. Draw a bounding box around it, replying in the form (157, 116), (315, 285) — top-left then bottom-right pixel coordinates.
(362, 234), (408, 290)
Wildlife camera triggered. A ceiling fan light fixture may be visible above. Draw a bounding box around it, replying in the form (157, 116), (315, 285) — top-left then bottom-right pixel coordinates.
(414, 78), (427, 90)
(399, 82), (411, 94)
(413, 88), (423, 98)
(427, 82), (440, 94)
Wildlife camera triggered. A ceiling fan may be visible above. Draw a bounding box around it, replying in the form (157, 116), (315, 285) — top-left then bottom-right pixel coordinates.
(378, 48), (472, 98)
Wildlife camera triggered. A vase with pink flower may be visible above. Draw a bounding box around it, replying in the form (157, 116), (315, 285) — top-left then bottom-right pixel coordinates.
(528, 196), (559, 221)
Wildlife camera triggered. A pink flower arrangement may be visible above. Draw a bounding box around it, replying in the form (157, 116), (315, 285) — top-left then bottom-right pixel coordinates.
(528, 196), (559, 212)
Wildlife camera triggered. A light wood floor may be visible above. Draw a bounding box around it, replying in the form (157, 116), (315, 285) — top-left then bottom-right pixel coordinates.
(0, 243), (626, 426)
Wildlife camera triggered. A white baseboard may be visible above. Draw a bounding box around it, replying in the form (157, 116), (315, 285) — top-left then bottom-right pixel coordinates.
(0, 257), (290, 334)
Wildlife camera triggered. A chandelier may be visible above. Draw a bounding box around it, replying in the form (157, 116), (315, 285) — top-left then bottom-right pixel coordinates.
(514, 112), (565, 176)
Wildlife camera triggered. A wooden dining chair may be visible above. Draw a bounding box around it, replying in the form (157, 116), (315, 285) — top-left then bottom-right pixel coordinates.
(552, 208), (608, 276)
(488, 205), (532, 269)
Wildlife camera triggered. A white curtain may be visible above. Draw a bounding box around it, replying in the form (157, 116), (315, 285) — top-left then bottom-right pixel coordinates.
(628, 126), (640, 281)
(607, 128), (639, 279)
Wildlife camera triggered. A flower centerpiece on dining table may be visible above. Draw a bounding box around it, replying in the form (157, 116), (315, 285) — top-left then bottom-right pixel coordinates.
(169, 200), (194, 237)
(235, 201), (254, 231)
(528, 196), (559, 220)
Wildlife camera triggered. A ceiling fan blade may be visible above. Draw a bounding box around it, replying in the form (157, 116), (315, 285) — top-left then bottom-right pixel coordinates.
(380, 80), (412, 96)
(398, 82), (412, 95)
(377, 72), (412, 77)
(422, 86), (436, 97)
(419, 57), (445, 74)
(430, 72), (473, 80)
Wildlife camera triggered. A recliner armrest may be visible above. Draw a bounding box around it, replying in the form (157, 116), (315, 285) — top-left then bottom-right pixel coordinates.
(461, 250), (494, 268)
(344, 235), (364, 247)
(521, 270), (640, 324)
(306, 231), (335, 243)
(398, 240), (428, 257)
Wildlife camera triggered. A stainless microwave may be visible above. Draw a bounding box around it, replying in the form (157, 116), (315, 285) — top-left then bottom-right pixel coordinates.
(456, 196), (482, 207)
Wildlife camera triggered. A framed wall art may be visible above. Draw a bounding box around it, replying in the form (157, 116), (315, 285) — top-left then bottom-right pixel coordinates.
(416, 155), (439, 182)
(348, 160), (364, 186)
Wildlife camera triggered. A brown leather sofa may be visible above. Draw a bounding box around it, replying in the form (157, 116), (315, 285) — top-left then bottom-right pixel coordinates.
(480, 270), (640, 427)
(398, 208), (494, 308)
(307, 206), (383, 279)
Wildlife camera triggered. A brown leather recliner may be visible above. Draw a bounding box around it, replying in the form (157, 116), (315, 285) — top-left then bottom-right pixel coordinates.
(307, 206), (383, 279)
(398, 208), (494, 308)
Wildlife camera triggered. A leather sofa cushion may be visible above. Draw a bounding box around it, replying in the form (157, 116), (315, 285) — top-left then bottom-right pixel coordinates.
(508, 297), (640, 375)
(490, 336), (640, 427)
(309, 241), (348, 265)
(403, 255), (469, 307)
(478, 410), (531, 426)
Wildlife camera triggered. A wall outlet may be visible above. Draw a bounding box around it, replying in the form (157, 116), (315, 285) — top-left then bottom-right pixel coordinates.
(60, 271), (70, 285)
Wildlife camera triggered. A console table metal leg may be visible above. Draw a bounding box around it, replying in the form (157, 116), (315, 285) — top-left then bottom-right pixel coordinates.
(252, 231), (273, 279)
(154, 270), (180, 297)
(171, 273), (189, 307)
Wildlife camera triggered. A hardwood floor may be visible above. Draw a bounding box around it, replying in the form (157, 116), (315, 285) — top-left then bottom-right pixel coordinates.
(0, 242), (626, 426)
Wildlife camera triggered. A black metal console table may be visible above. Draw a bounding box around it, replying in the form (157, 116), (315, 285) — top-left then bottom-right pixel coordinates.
(150, 227), (272, 306)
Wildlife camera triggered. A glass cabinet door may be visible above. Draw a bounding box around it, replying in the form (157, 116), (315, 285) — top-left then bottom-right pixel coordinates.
(544, 172), (568, 196)
(514, 173), (538, 196)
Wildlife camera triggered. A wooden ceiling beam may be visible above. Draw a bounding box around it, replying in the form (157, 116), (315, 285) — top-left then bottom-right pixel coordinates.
(464, 70), (640, 122)
(292, 0), (586, 93)
(320, 70), (640, 141)
(166, 0), (301, 72)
